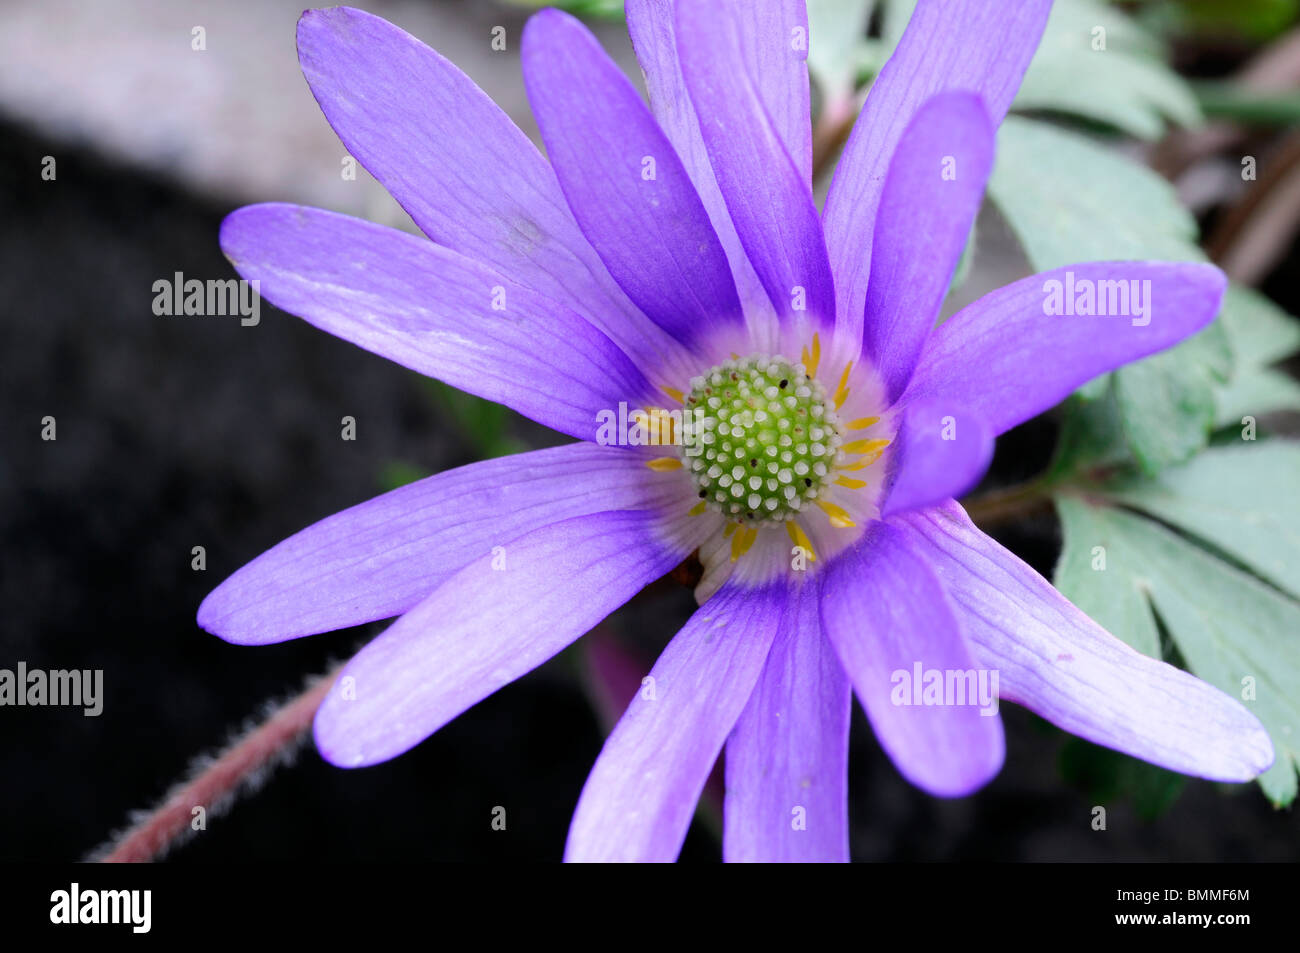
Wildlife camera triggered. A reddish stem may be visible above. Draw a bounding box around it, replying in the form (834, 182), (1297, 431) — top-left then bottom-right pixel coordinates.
(96, 664), (341, 863)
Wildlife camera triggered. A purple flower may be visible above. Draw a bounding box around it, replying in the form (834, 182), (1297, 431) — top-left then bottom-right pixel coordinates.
(199, 0), (1274, 862)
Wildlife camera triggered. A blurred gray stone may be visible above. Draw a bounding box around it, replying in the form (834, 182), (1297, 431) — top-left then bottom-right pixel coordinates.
(0, 0), (638, 224)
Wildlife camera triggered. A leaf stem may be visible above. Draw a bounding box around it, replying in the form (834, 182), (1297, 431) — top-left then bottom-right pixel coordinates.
(962, 479), (1055, 530)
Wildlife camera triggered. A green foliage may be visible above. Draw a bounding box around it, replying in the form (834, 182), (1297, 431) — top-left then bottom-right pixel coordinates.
(1014, 0), (1201, 139)
(1059, 736), (1187, 820)
(426, 380), (527, 461)
(500, 0), (626, 19)
(807, 0), (876, 102)
(1161, 0), (1300, 42)
(1215, 285), (1300, 426)
(1054, 450), (1300, 806)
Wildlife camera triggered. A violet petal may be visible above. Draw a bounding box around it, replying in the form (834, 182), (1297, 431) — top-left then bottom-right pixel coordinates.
(724, 579), (850, 862)
(220, 203), (653, 441)
(898, 502), (1275, 782)
(822, 521), (1006, 797)
(522, 9), (743, 351)
(313, 509), (699, 768)
(565, 579), (786, 862)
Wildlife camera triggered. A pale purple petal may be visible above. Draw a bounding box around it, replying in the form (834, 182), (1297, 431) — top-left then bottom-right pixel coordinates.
(296, 6), (687, 372)
(199, 444), (680, 645)
(881, 397), (993, 517)
(625, 0), (781, 345)
(314, 509), (701, 768)
(220, 204), (653, 441)
(823, 0), (1051, 342)
(724, 580), (850, 863)
(862, 92), (995, 401)
(675, 0), (834, 329)
(565, 580), (786, 862)
(521, 10), (743, 350)
(898, 502), (1275, 782)
(821, 522), (1005, 797)
(903, 261), (1227, 435)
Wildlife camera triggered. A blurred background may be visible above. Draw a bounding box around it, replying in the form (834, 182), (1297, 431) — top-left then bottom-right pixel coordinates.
(1, 0), (1297, 861)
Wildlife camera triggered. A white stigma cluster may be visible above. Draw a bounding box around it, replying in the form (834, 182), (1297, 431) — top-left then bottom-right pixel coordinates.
(682, 355), (843, 522)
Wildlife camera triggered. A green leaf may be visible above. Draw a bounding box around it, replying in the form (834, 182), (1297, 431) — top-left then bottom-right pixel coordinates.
(1048, 386), (1134, 482)
(1059, 737), (1187, 820)
(1015, 0), (1201, 139)
(808, 0), (875, 102)
(1110, 335), (1224, 473)
(876, 0), (1199, 137)
(499, 0), (626, 18)
(1193, 82), (1300, 125)
(1217, 284), (1300, 370)
(425, 380), (527, 460)
(1216, 369), (1300, 428)
(1054, 495), (1300, 805)
(1168, 0), (1300, 43)
(376, 460), (430, 493)
(990, 116), (1203, 269)
(1213, 285), (1300, 427)
(1105, 442), (1300, 602)
(1056, 494), (1162, 658)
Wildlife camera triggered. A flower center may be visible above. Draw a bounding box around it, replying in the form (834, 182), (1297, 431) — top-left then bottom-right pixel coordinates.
(682, 355), (843, 523)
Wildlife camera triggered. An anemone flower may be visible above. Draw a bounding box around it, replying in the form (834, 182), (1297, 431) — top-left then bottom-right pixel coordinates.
(199, 0), (1273, 862)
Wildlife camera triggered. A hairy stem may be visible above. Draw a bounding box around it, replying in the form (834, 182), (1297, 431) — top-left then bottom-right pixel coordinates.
(93, 662), (342, 863)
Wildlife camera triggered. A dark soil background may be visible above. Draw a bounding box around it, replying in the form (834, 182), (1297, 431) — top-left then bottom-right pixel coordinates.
(1, 105), (1296, 863)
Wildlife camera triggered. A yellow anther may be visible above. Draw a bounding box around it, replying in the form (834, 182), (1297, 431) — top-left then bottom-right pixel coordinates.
(730, 525), (759, 561)
(842, 437), (891, 456)
(815, 499), (856, 528)
(785, 521), (817, 561)
(800, 333), (822, 378)
(645, 457), (682, 472)
(840, 449), (887, 470)
(832, 362), (853, 409)
(834, 475), (867, 489)
(847, 416), (880, 431)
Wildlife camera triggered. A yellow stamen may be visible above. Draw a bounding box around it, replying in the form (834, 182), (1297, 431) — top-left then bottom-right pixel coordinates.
(662, 386), (684, 404)
(840, 448), (887, 470)
(785, 521), (817, 561)
(816, 499), (857, 528)
(688, 501), (707, 516)
(834, 475), (867, 489)
(723, 522), (739, 538)
(641, 406), (676, 445)
(833, 361), (853, 409)
(847, 416), (880, 430)
(800, 333), (822, 378)
(842, 437), (891, 456)
(730, 525), (759, 561)
(645, 457), (682, 472)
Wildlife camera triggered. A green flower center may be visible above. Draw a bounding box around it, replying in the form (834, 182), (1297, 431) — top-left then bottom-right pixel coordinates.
(682, 355), (843, 523)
